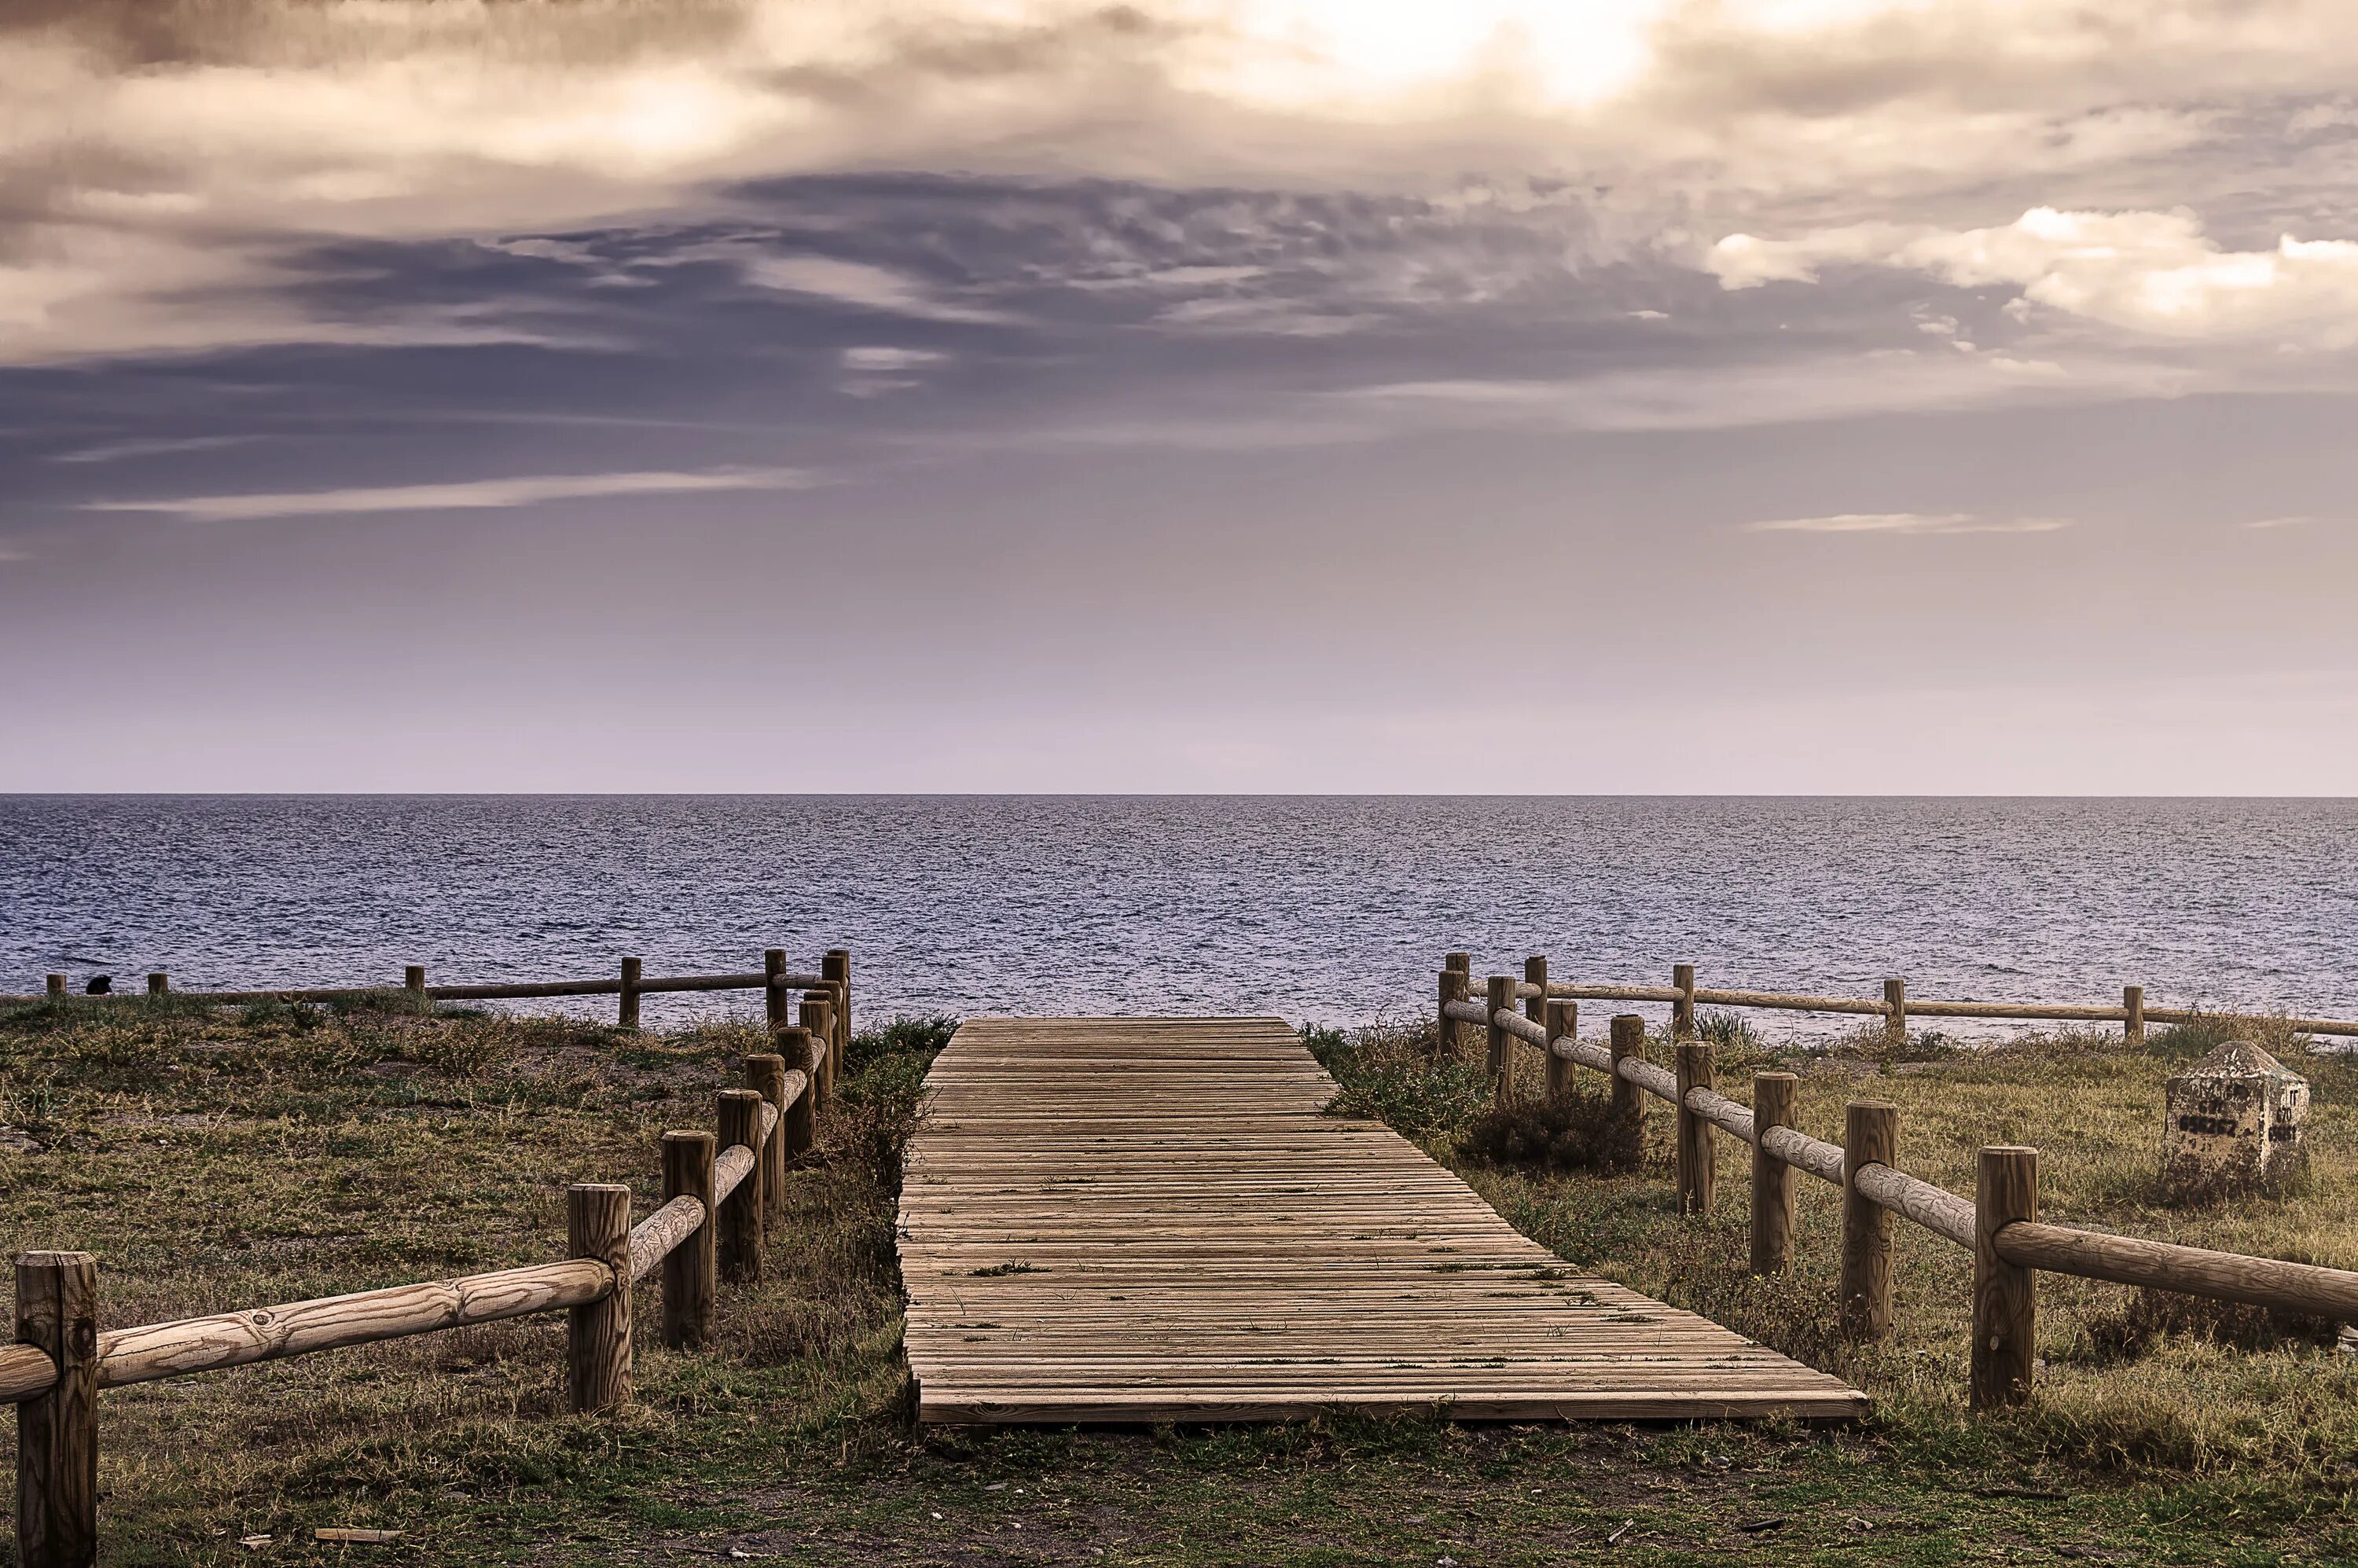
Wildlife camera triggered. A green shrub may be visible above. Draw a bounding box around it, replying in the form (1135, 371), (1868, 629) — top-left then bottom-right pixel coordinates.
(1308, 1019), (1490, 1137)
(1460, 1083), (1641, 1173)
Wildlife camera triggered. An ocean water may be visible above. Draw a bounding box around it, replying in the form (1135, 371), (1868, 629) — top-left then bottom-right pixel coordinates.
(2, 796), (2354, 1038)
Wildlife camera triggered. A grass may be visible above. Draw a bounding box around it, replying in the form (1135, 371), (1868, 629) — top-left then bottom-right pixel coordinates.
(2, 994), (2355, 1563)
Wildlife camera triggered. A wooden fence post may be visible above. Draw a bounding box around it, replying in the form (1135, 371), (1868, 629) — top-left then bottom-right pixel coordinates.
(659, 1131), (717, 1350)
(745, 1054), (790, 1225)
(823, 947), (851, 1075)
(1544, 999), (1575, 1102)
(717, 1091), (765, 1284)
(16, 1250), (97, 1568)
(1674, 1041), (1715, 1215)
(800, 993), (835, 1109)
(146, 972), (167, 997)
(1438, 969), (1467, 1059)
(763, 949), (788, 1030)
(403, 965), (427, 1014)
(619, 957), (642, 1030)
(2123, 986), (2145, 1048)
(1485, 975), (1512, 1107)
(1883, 978), (1907, 1049)
(1750, 1072), (1798, 1274)
(44, 975), (64, 1000)
(566, 1184), (632, 1412)
(776, 1026), (817, 1157)
(1443, 951), (1471, 1045)
(1522, 955), (1547, 1031)
(1672, 963), (1695, 1038)
(1609, 1015), (1646, 1149)
(1840, 1100), (1897, 1338)
(1973, 1146), (2039, 1409)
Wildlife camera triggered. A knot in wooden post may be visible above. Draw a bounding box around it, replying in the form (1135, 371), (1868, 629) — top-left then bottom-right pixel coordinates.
(1750, 1072), (1798, 1275)
(799, 993), (836, 1110)
(774, 1026), (818, 1157)
(762, 949), (788, 1030)
(1484, 975), (1514, 1108)
(1608, 1015), (1647, 1149)
(1437, 968), (1467, 1059)
(1673, 1041), (1715, 1215)
(1972, 1146), (2039, 1409)
(565, 1184), (632, 1412)
(717, 1089), (766, 1284)
(822, 948), (851, 1076)
(659, 1131), (717, 1351)
(16, 1250), (97, 1568)
(1543, 998), (1576, 1103)
(1839, 1100), (1898, 1339)
(619, 957), (642, 1030)
(745, 1054), (791, 1225)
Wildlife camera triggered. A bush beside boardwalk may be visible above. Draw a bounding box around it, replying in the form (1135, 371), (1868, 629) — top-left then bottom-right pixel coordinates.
(0, 996), (2352, 1564)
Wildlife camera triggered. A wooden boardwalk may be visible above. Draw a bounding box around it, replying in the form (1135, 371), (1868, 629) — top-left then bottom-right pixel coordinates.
(898, 1018), (1867, 1424)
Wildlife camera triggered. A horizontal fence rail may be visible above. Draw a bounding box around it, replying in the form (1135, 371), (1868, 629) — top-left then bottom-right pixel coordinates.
(2, 944), (849, 1568)
(1461, 969), (2358, 1038)
(4, 947), (851, 1037)
(1439, 950), (2358, 1411)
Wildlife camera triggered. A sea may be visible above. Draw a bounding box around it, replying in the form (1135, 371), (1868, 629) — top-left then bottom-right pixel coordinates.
(2, 796), (2354, 1039)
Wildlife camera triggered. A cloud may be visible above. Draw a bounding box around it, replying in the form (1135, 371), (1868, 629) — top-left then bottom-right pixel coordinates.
(50, 434), (261, 464)
(1744, 512), (2073, 535)
(6, 2), (2358, 365)
(2243, 514), (2316, 530)
(840, 346), (949, 371)
(81, 465), (817, 521)
(1709, 207), (2358, 344)
(742, 256), (1014, 324)
(1335, 346), (2187, 431)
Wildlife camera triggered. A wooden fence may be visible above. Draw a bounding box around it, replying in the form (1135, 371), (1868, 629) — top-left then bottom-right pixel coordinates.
(1, 947), (850, 1568)
(1438, 952), (2358, 1412)
(6, 946), (854, 1040)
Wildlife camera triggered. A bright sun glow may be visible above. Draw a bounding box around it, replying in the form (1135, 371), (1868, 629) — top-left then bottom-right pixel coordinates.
(1178, 0), (1673, 111)
(1167, 0), (1941, 112)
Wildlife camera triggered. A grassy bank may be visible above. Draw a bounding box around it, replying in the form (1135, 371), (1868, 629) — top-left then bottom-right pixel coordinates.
(0, 995), (2352, 1564)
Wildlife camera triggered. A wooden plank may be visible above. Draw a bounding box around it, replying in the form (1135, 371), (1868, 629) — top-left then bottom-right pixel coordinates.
(898, 1017), (1865, 1426)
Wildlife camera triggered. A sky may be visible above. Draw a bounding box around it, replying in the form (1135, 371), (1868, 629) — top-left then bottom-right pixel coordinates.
(5, 0), (2358, 793)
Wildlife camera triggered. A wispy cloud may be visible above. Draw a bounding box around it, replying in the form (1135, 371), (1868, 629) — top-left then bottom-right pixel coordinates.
(2243, 514), (2316, 530)
(1744, 512), (2073, 536)
(743, 257), (1012, 325)
(51, 434), (261, 465)
(83, 466), (817, 522)
(840, 346), (948, 371)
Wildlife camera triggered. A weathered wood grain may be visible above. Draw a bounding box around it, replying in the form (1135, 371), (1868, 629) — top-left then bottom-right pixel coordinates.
(626, 1195), (707, 1285)
(899, 1017), (1866, 1425)
(16, 1251), (97, 1568)
(567, 1184), (632, 1412)
(1839, 1101), (1898, 1341)
(1974, 1147), (2037, 1409)
(0, 1344), (57, 1405)
(95, 1261), (609, 1389)
(660, 1132), (717, 1350)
